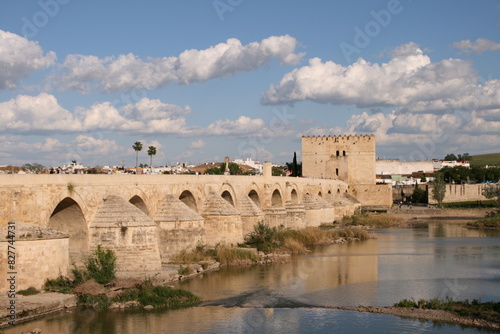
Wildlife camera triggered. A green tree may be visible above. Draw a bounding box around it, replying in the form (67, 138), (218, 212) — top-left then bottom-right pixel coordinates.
(292, 152), (298, 177)
(432, 172), (446, 207)
(457, 153), (470, 161)
(412, 186), (427, 204)
(285, 152), (302, 177)
(444, 153), (457, 161)
(132, 141), (143, 169)
(147, 146), (157, 170)
(205, 162), (242, 175)
(482, 184), (500, 206)
(22, 163), (45, 174)
(272, 167), (286, 176)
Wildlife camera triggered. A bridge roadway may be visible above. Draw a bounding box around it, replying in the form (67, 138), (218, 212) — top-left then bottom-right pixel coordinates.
(0, 173), (358, 270)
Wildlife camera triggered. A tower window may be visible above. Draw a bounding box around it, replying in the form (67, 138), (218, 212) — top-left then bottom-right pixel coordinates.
(343, 150), (346, 156)
(336, 150), (339, 156)
(336, 168), (339, 176)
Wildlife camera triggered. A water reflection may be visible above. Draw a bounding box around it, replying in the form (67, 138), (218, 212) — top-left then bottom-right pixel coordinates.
(3, 220), (499, 334)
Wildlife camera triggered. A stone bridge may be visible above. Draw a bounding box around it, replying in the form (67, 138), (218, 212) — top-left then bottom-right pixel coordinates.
(0, 167), (361, 276)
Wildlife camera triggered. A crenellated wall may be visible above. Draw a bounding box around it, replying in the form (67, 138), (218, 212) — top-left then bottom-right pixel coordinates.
(302, 135), (392, 207)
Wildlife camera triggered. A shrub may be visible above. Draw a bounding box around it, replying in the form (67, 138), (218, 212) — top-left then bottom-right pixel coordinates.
(18, 287), (39, 296)
(85, 245), (116, 285)
(244, 222), (284, 252)
(44, 276), (74, 294)
(215, 245), (259, 265)
(394, 298), (417, 308)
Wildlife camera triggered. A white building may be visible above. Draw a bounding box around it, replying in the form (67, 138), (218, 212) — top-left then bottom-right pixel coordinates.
(234, 158), (263, 174)
(432, 160), (470, 169)
(376, 159), (434, 175)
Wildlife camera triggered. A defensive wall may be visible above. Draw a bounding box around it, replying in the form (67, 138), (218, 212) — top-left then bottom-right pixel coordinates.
(0, 169), (361, 293)
(427, 183), (497, 204)
(302, 135), (392, 207)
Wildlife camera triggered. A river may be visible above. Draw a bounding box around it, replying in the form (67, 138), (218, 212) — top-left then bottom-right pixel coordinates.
(5, 219), (500, 333)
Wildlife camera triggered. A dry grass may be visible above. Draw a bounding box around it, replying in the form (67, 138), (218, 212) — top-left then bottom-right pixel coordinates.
(170, 248), (212, 264)
(215, 245), (259, 266)
(341, 213), (404, 227)
(282, 236), (308, 254)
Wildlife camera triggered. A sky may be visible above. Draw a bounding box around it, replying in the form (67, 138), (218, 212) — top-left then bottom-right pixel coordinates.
(0, 0), (499, 167)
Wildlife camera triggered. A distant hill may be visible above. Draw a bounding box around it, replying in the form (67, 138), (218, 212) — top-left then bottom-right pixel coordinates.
(470, 153), (500, 167)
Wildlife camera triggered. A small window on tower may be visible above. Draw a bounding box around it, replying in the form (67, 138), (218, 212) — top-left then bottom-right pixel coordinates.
(336, 168), (339, 176)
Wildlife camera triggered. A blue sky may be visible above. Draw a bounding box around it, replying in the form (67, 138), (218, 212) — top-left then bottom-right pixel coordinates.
(0, 0), (499, 167)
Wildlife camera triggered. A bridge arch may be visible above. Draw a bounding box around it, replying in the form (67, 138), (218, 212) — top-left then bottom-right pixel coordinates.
(271, 188), (283, 206)
(219, 183), (237, 207)
(179, 190), (198, 212)
(48, 196), (88, 261)
(221, 190), (234, 206)
(290, 189), (299, 204)
(248, 189), (261, 208)
(129, 195), (149, 215)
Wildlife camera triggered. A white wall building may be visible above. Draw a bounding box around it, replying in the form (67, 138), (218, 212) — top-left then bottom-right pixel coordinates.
(376, 159), (434, 175)
(433, 160), (470, 169)
(234, 158), (263, 174)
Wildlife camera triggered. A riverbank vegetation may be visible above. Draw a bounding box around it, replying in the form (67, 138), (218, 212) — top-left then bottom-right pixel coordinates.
(442, 200), (498, 209)
(44, 246), (201, 310)
(466, 213), (500, 229)
(394, 297), (500, 323)
(170, 223), (369, 266)
(339, 213), (404, 228)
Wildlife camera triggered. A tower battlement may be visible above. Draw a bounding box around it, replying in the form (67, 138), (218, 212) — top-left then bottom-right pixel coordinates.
(302, 134), (375, 144)
(302, 134), (376, 184)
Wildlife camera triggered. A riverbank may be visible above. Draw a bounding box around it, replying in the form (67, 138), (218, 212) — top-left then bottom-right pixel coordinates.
(342, 207), (493, 228)
(0, 293), (76, 328)
(327, 305), (500, 331)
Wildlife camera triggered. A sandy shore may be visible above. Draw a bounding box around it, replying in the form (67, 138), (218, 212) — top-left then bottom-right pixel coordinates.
(326, 305), (500, 330)
(387, 206), (492, 220)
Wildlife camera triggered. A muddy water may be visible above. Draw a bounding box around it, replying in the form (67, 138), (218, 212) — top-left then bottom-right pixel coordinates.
(5, 220), (500, 333)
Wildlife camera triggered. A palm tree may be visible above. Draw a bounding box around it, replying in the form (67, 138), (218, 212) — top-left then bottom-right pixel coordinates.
(147, 146), (157, 173)
(132, 141), (143, 169)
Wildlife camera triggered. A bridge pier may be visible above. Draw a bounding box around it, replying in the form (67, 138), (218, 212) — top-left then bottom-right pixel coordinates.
(154, 194), (205, 263)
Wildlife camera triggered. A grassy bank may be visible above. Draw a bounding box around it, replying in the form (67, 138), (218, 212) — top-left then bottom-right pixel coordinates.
(44, 245), (202, 310)
(394, 297), (500, 323)
(442, 200), (498, 209)
(466, 213), (500, 229)
(170, 223), (369, 266)
(244, 222), (369, 254)
(340, 213), (404, 228)
(77, 282), (201, 310)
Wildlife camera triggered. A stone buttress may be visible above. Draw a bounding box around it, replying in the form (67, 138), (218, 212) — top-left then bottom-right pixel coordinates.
(201, 192), (244, 246)
(154, 194), (205, 263)
(89, 195), (161, 271)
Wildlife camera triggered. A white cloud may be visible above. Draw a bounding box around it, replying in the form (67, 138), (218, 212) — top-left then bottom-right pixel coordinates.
(0, 135), (123, 166)
(52, 35), (304, 93)
(324, 108), (500, 160)
(188, 140), (206, 149)
(453, 38), (500, 54)
(0, 93), (80, 133)
(205, 116), (265, 135)
(0, 30), (56, 90)
(0, 94), (194, 135)
(0, 94), (274, 141)
(261, 42), (492, 111)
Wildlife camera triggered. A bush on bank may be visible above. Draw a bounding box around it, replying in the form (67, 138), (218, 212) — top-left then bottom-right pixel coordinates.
(44, 245), (201, 310)
(466, 213), (500, 229)
(394, 297), (500, 321)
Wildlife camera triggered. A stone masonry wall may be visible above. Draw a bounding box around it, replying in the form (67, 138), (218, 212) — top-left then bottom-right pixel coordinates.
(0, 238), (69, 293)
(428, 183), (495, 204)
